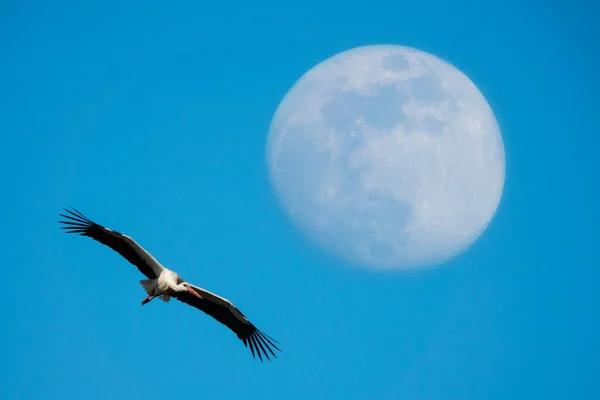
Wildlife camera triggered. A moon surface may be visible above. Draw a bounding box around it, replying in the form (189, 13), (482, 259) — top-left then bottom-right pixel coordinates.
(266, 45), (505, 270)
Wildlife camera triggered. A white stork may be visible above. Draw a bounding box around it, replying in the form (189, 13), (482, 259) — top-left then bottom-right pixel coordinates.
(58, 207), (280, 361)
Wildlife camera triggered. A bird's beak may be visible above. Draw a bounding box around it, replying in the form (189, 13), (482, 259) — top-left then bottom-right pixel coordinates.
(187, 287), (203, 299)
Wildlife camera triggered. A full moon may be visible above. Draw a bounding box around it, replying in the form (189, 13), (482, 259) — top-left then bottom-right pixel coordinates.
(266, 45), (505, 270)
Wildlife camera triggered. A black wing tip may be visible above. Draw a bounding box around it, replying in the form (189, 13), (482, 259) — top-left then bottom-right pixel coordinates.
(59, 207), (90, 220)
(244, 328), (281, 362)
(58, 207), (95, 234)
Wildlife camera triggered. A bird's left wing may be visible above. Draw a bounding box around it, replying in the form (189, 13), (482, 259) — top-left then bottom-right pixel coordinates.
(174, 284), (281, 361)
(58, 208), (164, 279)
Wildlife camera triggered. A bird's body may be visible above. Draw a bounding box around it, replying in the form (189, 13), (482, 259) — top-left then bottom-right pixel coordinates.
(58, 208), (280, 361)
(140, 269), (189, 304)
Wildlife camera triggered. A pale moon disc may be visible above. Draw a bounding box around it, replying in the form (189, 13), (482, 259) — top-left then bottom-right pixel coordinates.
(266, 45), (505, 270)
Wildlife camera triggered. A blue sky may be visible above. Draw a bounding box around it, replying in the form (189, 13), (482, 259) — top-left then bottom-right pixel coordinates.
(1, 0), (598, 399)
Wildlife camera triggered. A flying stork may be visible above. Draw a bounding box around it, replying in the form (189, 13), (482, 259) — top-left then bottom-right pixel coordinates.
(58, 207), (280, 361)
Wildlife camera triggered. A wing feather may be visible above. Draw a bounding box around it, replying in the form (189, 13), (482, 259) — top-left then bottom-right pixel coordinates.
(58, 208), (164, 279)
(174, 284), (281, 361)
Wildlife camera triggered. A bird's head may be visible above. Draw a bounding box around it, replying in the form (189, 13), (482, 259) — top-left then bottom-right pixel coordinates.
(177, 282), (203, 299)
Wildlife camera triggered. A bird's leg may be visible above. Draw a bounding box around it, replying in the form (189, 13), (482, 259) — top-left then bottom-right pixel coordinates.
(141, 292), (159, 306)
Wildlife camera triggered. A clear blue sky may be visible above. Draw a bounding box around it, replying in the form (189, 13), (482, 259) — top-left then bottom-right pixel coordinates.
(1, 0), (598, 399)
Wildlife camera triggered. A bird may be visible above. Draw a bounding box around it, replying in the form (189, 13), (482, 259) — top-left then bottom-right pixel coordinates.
(58, 207), (280, 361)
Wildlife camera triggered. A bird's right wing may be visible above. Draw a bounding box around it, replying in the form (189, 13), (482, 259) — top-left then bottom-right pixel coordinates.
(58, 208), (164, 279)
(174, 284), (281, 361)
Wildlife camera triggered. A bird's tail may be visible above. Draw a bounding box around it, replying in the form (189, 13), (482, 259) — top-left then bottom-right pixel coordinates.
(140, 279), (154, 295)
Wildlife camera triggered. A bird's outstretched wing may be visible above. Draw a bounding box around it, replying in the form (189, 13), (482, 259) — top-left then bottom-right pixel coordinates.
(174, 284), (281, 361)
(58, 207), (164, 279)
